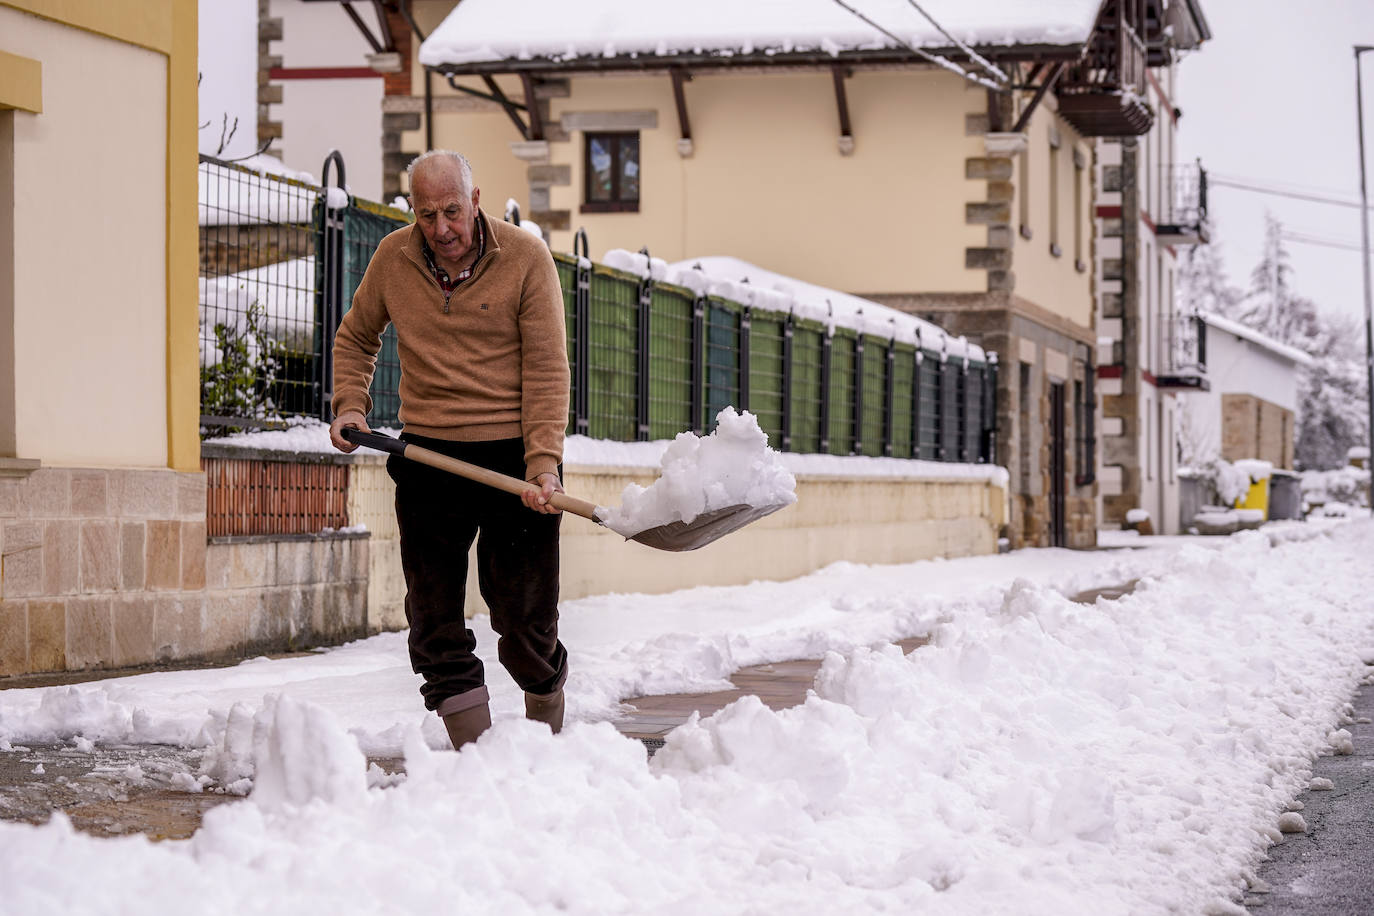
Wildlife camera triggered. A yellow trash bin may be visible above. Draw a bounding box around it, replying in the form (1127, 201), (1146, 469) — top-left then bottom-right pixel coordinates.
(1232, 460), (1272, 520)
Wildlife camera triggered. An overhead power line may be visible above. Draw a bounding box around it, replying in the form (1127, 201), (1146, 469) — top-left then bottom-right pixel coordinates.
(1209, 176), (1364, 211)
(1282, 231), (1365, 253)
(902, 0), (1007, 83)
(829, 0), (1003, 91)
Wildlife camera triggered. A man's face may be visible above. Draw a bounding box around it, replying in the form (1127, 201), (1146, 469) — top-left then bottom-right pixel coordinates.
(411, 164), (481, 266)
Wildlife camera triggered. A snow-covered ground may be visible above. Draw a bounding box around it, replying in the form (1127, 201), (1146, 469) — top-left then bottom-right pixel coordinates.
(1, 520), (1371, 914)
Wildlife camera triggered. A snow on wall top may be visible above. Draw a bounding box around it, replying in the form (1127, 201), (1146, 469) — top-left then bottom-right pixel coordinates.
(419, 0), (1102, 68)
(1199, 312), (1314, 368)
(647, 253), (986, 361)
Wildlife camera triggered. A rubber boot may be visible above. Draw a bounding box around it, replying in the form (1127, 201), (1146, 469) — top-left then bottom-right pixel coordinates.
(524, 688), (565, 734)
(442, 702), (492, 750)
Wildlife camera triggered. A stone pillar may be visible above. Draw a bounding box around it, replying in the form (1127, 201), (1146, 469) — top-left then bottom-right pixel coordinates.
(1102, 139), (1141, 525)
(257, 0), (282, 151)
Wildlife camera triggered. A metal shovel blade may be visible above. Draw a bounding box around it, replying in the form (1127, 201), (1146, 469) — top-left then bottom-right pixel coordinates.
(622, 501), (788, 552)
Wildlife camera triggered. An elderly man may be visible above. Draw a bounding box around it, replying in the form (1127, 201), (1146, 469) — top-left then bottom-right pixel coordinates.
(329, 150), (570, 750)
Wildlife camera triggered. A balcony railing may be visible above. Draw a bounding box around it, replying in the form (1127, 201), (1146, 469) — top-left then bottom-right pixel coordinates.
(1153, 162), (1210, 246)
(1156, 313), (1210, 390)
(1057, 6), (1154, 137)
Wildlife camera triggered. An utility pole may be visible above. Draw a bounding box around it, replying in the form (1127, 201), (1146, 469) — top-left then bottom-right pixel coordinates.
(1357, 46), (1374, 515)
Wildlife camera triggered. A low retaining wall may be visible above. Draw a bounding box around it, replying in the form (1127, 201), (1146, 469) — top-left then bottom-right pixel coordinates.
(0, 466), (368, 678)
(1, 453), (1006, 676)
(349, 456), (1007, 628)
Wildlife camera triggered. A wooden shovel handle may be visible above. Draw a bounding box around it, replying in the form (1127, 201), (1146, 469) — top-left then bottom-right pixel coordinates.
(341, 428), (602, 521)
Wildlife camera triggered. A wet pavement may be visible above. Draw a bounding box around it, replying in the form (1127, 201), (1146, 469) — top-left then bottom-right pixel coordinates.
(1249, 680), (1374, 913)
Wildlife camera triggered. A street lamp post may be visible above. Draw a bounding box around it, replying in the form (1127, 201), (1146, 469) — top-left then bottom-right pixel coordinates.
(1357, 46), (1374, 515)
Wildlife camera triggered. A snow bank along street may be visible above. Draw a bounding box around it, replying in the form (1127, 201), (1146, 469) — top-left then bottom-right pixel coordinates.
(0, 521), (1371, 914)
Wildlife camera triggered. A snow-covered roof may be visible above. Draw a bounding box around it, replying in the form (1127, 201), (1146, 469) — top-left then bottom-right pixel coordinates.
(611, 252), (986, 361)
(419, 0), (1102, 69)
(1198, 312), (1314, 368)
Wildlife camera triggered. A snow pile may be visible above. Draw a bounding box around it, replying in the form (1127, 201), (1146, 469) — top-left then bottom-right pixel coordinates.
(199, 154), (319, 227)
(596, 407), (797, 536)
(0, 524), (1370, 913)
(419, 0), (1102, 68)
(1180, 458), (1253, 507)
(199, 256), (316, 367)
(1301, 465), (1371, 511)
(663, 255), (983, 360)
(601, 247), (668, 281)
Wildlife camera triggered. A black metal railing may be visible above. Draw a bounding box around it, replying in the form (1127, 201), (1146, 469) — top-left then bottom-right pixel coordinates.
(199, 154), (998, 462)
(198, 153), (411, 434)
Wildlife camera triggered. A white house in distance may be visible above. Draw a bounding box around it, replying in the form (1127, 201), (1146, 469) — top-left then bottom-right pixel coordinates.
(1176, 312), (1312, 473)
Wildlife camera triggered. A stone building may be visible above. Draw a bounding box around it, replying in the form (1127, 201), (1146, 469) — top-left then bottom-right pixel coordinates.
(374, 0), (1128, 549)
(1090, 1), (1214, 534)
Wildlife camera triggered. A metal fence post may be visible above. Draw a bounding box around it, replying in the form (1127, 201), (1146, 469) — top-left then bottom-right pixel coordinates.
(883, 335), (896, 457)
(636, 247), (653, 442)
(985, 353), (999, 464)
(317, 150), (347, 422)
(739, 306), (752, 412)
(820, 331), (833, 454)
(572, 230), (592, 436)
(959, 356), (970, 462)
(935, 352), (946, 461)
(912, 345), (923, 460)
(782, 312), (794, 451)
(691, 293), (706, 434)
(852, 335), (865, 456)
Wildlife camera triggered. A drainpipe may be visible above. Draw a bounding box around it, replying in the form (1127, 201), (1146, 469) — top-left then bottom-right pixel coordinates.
(398, 0), (433, 151)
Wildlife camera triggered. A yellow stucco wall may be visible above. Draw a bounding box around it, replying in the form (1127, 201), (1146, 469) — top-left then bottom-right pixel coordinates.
(1011, 100), (1094, 328)
(0, 1), (198, 470)
(408, 63), (990, 295)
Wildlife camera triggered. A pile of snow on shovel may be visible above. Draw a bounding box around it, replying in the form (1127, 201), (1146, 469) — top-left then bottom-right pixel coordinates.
(597, 407), (796, 536)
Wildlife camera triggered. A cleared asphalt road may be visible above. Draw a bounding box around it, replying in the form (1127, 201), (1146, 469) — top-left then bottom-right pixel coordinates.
(1252, 674), (1374, 913)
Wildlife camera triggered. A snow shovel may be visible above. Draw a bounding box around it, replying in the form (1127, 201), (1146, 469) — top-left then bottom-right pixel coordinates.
(340, 428), (784, 552)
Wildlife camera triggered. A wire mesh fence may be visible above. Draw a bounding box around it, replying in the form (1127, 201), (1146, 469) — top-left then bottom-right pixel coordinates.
(197, 154), (410, 435)
(197, 153), (996, 461)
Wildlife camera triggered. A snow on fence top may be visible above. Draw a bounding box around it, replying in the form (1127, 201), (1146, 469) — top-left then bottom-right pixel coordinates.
(1199, 312), (1314, 368)
(604, 250), (986, 362)
(419, 0), (1101, 68)
(199, 154), (320, 228)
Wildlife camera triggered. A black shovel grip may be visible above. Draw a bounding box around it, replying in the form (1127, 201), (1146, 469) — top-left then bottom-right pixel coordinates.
(341, 426), (408, 456)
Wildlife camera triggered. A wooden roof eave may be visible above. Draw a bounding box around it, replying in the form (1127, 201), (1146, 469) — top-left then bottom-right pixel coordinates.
(424, 44), (1088, 79)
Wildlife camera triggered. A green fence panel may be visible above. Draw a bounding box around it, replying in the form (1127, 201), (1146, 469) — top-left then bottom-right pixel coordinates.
(334, 201), (411, 427)
(828, 330), (857, 455)
(748, 311), (786, 447)
(965, 363), (984, 463)
(942, 359), (962, 460)
(858, 336), (886, 457)
(891, 343), (915, 458)
(555, 255), (578, 435)
(704, 297), (741, 431)
(917, 351), (942, 460)
(789, 322), (825, 453)
(647, 285), (695, 439)
(588, 268), (639, 441)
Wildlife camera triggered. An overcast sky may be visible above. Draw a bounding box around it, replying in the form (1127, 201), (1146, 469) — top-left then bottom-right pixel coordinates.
(1178, 0), (1374, 323)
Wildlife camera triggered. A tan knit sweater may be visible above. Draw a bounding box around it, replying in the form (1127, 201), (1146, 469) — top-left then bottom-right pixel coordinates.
(331, 212), (570, 480)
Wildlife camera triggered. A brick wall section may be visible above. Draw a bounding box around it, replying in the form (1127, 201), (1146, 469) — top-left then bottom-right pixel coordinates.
(0, 467), (369, 678)
(1221, 393), (1295, 469)
(0, 468), (206, 676)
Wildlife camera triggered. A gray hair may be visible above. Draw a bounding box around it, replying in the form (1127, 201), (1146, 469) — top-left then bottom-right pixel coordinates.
(406, 150), (473, 197)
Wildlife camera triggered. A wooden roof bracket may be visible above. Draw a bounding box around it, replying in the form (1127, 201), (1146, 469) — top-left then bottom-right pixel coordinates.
(518, 72), (545, 141)
(832, 65), (855, 156)
(1012, 60), (1065, 134)
(341, 1), (392, 53)
(476, 74), (531, 141)
(671, 68), (694, 157)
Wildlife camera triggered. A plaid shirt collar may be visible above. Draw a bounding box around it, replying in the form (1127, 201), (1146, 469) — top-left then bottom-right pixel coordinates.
(421, 213), (486, 294)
